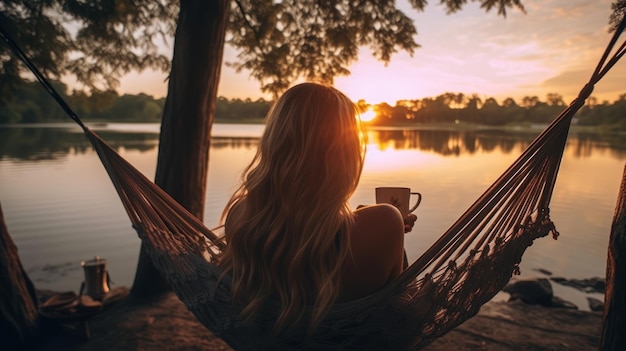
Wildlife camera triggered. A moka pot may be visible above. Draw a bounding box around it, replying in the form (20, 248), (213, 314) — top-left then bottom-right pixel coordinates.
(80, 256), (110, 300)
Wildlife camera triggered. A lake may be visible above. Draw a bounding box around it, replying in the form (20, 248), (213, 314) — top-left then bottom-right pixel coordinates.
(1, 122), (624, 309)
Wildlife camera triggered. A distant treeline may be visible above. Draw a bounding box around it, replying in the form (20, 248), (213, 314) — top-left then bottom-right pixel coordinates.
(365, 93), (626, 130)
(0, 80), (271, 124)
(1, 81), (625, 130)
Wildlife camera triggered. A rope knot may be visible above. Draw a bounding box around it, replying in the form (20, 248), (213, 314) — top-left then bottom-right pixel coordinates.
(577, 83), (594, 102)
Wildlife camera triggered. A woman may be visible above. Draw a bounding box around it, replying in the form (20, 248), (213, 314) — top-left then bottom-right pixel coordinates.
(219, 82), (416, 332)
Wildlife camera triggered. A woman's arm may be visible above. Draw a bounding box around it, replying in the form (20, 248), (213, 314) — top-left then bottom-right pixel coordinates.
(340, 204), (405, 300)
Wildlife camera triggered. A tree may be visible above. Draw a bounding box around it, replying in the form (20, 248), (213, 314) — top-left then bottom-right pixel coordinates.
(546, 93), (565, 107)
(1, 0), (529, 298)
(464, 93), (483, 123)
(374, 102), (395, 123)
(600, 164), (626, 350)
(453, 93), (467, 109)
(521, 95), (539, 108)
(0, 1), (176, 98)
(107, 94), (162, 122)
(480, 97), (503, 125)
(133, 0), (231, 296)
(501, 97), (518, 108)
(0, 204), (39, 350)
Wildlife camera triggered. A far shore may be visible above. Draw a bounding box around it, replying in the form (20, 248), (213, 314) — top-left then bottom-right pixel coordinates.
(2, 120), (625, 135)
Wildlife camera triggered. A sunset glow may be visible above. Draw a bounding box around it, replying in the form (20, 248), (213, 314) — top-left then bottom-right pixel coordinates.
(117, 0), (625, 106)
(360, 108), (377, 122)
(362, 147), (438, 178)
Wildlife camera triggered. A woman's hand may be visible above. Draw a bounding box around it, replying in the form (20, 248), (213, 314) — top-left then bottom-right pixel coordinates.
(404, 214), (417, 233)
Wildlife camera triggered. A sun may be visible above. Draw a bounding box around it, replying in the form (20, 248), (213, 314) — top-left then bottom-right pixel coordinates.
(360, 108), (377, 122)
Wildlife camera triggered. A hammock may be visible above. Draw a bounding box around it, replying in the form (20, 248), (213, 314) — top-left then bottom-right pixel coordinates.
(2, 19), (624, 350)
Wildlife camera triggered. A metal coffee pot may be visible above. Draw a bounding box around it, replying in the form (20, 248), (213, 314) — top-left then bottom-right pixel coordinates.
(80, 256), (110, 300)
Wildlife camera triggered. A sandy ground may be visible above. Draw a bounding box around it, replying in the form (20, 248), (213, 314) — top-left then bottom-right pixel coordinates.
(32, 291), (603, 351)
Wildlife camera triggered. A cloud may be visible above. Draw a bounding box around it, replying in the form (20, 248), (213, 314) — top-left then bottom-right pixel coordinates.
(114, 0), (623, 104)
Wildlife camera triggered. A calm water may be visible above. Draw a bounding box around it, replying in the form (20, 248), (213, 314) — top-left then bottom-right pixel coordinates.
(1, 123), (624, 308)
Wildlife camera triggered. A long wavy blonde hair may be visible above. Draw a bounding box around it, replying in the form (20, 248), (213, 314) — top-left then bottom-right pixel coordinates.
(219, 82), (366, 332)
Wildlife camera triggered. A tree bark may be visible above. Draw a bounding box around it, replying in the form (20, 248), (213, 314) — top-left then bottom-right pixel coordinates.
(0, 203), (40, 350)
(600, 164), (626, 350)
(130, 0), (230, 298)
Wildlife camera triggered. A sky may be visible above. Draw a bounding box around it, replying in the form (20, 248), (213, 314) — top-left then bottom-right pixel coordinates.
(117, 0), (625, 105)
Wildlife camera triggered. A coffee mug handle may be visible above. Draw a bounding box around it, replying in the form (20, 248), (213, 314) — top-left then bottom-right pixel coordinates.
(409, 192), (422, 213)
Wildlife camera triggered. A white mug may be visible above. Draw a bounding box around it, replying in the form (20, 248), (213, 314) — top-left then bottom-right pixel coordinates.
(375, 187), (422, 218)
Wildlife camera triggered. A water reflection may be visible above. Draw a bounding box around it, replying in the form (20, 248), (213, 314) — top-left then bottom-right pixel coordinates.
(569, 132), (626, 158)
(0, 127), (259, 161)
(1, 123), (624, 297)
(368, 128), (626, 158)
(0, 128), (159, 161)
(1, 125), (625, 161)
(211, 137), (258, 150)
(370, 129), (537, 156)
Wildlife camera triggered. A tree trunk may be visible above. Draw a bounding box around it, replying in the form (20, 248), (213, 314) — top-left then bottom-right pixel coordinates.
(130, 0), (230, 298)
(0, 203), (40, 350)
(600, 164), (626, 350)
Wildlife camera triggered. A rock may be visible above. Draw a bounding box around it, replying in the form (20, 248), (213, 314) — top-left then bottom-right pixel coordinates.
(504, 278), (553, 306)
(550, 296), (578, 309)
(587, 297), (604, 312)
(550, 276), (606, 293)
(587, 277), (606, 293)
(424, 301), (602, 351)
(534, 268), (553, 276)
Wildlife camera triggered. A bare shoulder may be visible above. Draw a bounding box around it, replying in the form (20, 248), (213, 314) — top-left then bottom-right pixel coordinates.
(352, 203), (404, 257)
(353, 203), (404, 233)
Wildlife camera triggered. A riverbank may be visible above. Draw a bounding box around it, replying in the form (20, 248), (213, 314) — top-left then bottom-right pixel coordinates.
(2, 120), (625, 135)
(34, 292), (603, 351)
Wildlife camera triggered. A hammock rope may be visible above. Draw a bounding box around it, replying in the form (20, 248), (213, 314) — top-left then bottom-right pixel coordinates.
(1, 16), (624, 350)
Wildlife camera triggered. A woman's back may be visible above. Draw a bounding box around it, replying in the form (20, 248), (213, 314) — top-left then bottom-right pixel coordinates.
(219, 82), (406, 331)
